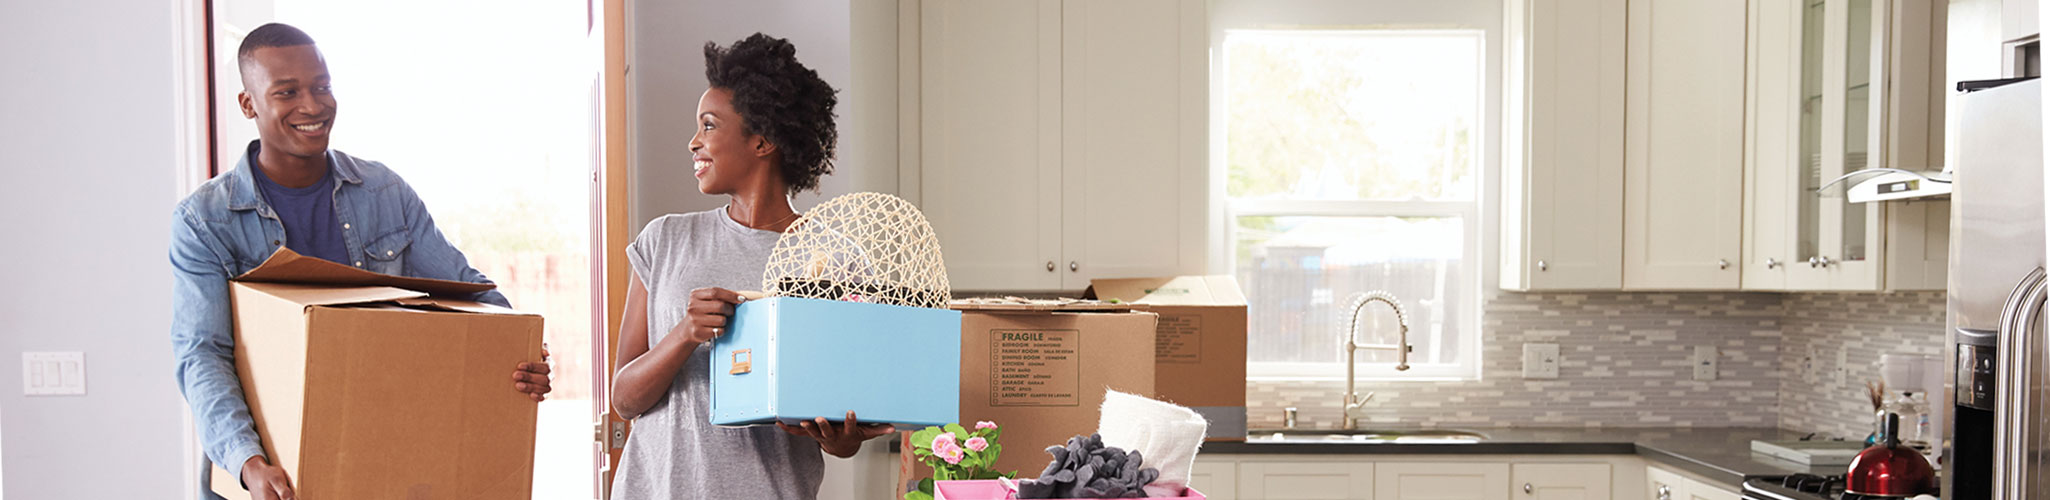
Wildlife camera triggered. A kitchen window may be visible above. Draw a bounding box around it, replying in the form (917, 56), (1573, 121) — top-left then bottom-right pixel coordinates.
(1223, 30), (1484, 380)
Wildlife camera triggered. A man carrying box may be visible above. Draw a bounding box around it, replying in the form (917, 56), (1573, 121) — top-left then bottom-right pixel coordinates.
(168, 23), (553, 500)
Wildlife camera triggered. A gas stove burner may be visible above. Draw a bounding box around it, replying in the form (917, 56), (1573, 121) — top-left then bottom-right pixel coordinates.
(1741, 473), (1934, 500)
(1778, 473), (1845, 496)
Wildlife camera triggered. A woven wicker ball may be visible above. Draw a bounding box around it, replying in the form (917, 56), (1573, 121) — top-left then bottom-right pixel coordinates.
(760, 192), (951, 309)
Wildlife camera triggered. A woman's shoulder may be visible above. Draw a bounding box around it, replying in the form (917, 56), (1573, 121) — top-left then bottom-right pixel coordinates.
(638, 208), (728, 242)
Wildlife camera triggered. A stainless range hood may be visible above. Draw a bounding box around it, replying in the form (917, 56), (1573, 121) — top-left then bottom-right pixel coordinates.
(1819, 167), (1953, 203)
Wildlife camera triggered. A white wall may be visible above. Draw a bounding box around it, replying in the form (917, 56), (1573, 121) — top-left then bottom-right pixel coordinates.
(0, 0), (192, 498)
(627, 0), (902, 230)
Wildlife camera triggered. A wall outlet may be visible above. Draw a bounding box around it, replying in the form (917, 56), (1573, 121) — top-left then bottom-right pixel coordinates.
(23, 352), (86, 396)
(1836, 348), (1849, 386)
(1523, 343), (1560, 379)
(1692, 345), (1718, 381)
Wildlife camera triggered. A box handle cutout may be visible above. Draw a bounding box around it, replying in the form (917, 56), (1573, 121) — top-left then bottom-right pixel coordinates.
(730, 349), (752, 375)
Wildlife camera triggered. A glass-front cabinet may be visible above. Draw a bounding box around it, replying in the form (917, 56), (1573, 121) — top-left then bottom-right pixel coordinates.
(1745, 0), (1946, 291)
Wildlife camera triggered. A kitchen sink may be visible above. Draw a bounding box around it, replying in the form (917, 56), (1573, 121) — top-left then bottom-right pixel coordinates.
(1248, 428), (1489, 443)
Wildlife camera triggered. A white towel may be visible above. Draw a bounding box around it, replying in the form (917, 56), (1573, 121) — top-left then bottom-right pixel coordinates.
(1098, 389), (1209, 497)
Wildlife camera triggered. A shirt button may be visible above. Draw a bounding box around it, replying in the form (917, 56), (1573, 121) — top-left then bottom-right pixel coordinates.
(386, 250), (395, 257)
(355, 261), (364, 267)
(343, 223), (351, 230)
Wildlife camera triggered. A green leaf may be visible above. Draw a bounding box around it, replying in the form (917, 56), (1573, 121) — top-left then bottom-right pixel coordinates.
(902, 491), (932, 500)
(910, 427), (941, 449)
(943, 423), (969, 436)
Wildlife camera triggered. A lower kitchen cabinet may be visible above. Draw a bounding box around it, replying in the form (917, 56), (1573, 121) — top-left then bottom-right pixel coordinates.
(1190, 460), (1239, 500)
(1236, 461), (1376, 499)
(1514, 463), (1614, 500)
(1646, 465), (1738, 500)
(1376, 462), (1510, 500)
(1200, 456), (1632, 500)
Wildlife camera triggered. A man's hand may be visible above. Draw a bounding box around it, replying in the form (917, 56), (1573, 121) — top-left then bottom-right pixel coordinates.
(240, 456), (296, 500)
(512, 346), (552, 402)
(778, 411), (896, 458)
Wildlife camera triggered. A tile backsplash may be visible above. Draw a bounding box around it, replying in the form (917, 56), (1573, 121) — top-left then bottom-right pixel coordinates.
(1776, 291), (1947, 439)
(1246, 290), (1946, 432)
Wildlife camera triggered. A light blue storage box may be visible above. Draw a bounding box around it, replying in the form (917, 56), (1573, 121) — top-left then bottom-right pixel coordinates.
(710, 296), (962, 428)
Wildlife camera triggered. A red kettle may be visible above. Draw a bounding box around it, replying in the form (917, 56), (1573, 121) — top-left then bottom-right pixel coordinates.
(1847, 412), (1937, 497)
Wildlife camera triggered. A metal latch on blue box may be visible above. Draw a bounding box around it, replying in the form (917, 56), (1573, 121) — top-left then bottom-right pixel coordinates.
(730, 349), (752, 375)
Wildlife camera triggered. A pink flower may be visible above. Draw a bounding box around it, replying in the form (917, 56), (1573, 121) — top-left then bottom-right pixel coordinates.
(930, 432), (966, 464)
(975, 421), (999, 430)
(965, 436), (989, 452)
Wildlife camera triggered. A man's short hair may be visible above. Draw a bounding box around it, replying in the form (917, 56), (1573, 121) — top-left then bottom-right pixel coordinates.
(237, 23), (317, 71)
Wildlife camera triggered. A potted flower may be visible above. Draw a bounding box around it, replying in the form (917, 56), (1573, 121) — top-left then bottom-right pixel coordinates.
(904, 421), (1015, 500)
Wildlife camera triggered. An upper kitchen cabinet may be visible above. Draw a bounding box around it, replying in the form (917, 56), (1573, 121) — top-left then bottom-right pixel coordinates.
(1743, 0), (1948, 291)
(913, 0), (1206, 290)
(1623, 0), (1747, 290)
(1501, 0), (1627, 291)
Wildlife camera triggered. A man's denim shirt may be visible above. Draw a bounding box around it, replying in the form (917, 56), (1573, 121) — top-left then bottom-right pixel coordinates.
(170, 141), (508, 490)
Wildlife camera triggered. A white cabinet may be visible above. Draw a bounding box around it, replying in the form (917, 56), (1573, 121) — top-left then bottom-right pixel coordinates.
(1500, 0), (1627, 291)
(1622, 0), (1747, 289)
(1375, 462), (1510, 500)
(914, 0), (1206, 291)
(1212, 455), (1625, 500)
(1191, 460), (1239, 500)
(1512, 463), (1613, 500)
(1237, 461), (1376, 500)
(1646, 465), (1738, 500)
(1742, 0), (1949, 291)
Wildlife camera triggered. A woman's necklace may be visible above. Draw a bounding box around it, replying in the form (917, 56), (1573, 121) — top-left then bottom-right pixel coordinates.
(733, 205), (800, 231)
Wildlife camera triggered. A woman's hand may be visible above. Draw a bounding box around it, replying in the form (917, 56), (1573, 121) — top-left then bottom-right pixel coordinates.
(779, 411), (897, 458)
(681, 287), (748, 343)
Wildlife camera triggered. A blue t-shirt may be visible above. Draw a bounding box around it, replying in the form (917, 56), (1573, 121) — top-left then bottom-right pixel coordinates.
(251, 156), (349, 265)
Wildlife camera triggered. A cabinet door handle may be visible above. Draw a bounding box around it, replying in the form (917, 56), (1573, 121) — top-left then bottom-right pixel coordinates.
(1069, 261), (1079, 272)
(1718, 259), (1730, 270)
(1657, 484), (1671, 500)
(1537, 260), (1549, 271)
(1808, 256), (1821, 268)
(1523, 482), (1533, 494)
(1046, 261), (1056, 272)
(1766, 258), (1782, 269)
(1817, 256), (1834, 267)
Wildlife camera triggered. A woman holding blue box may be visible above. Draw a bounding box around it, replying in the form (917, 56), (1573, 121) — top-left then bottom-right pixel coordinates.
(608, 33), (895, 500)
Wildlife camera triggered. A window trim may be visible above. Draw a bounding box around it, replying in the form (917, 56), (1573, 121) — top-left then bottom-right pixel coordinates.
(1219, 28), (1488, 381)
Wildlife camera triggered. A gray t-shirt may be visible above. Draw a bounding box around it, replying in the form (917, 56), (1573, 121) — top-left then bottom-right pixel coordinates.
(612, 207), (823, 500)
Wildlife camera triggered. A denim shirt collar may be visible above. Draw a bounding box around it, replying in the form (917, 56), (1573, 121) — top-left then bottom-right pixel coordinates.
(224, 140), (363, 212)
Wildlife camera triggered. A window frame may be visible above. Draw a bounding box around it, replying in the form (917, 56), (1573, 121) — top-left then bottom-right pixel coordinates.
(1218, 28), (1489, 382)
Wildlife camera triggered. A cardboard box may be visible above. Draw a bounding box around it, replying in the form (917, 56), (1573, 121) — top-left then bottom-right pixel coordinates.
(1087, 276), (1248, 441)
(710, 296), (962, 427)
(209, 249), (543, 500)
(904, 306), (1156, 478)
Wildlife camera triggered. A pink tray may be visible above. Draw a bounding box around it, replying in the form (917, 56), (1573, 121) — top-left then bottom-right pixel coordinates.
(932, 480), (1206, 500)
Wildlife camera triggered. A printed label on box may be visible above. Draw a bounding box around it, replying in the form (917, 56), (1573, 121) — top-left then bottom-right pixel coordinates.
(990, 329), (1081, 407)
(1155, 315), (1202, 364)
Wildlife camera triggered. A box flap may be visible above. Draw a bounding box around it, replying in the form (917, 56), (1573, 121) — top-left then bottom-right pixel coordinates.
(391, 297), (536, 316)
(238, 281), (430, 308)
(1086, 276), (1247, 306)
(948, 297), (1144, 312)
(233, 247), (494, 296)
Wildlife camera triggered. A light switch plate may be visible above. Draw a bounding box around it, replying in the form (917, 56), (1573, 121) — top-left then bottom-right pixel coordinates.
(1692, 345), (1718, 381)
(23, 352), (85, 396)
(1523, 343), (1560, 379)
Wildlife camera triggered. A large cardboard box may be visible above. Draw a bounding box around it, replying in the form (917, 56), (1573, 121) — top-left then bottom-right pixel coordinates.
(1087, 276), (1248, 441)
(902, 305), (1157, 479)
(710, 296), (962, 427)
(209, 249), (543, 500)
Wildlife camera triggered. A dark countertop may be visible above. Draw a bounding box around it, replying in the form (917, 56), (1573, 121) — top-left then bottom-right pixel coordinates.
(1200, 427), (1849, 488)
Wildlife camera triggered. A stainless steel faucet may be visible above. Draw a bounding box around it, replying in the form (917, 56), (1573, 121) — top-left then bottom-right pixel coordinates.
(1341, 291), (1411, 430)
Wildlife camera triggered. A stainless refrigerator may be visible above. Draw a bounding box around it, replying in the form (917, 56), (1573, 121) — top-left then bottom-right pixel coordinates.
(1946, 77), (2044, 500)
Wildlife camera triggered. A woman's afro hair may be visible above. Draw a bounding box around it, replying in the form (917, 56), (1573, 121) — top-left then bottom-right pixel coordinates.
(704, 33), (839, 195)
